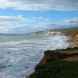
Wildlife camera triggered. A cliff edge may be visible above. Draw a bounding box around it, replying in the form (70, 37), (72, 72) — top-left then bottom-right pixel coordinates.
(29, 47), (78, 78)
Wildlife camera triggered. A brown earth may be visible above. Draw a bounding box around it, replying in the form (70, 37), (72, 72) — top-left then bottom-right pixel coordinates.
(40, 47), (78, 64)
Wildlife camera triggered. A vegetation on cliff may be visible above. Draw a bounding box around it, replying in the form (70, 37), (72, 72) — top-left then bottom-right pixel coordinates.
(29, 47), (78, 78)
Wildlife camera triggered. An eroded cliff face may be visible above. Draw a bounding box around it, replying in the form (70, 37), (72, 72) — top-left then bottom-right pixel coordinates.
(71, 31), (78, 47)
(63, 31), (78, 47)
(39, 48), (78, 64)
(47, 30), (78, 48)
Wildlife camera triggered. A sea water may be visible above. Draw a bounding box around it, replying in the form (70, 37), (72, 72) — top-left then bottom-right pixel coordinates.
(0, 32), (71, 78)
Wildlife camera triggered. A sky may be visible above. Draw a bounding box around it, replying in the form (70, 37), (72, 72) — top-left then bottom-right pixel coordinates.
(0, 0), (78, 33)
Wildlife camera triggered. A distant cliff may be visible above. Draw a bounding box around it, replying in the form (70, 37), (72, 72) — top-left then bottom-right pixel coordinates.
(29, 47), (78, 78)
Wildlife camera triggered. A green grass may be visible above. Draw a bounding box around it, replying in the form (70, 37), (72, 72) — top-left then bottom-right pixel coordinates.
(29, 60), (78, 78)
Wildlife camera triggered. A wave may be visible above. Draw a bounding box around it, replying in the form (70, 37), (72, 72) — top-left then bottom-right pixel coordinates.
(0, 32), (71, 50)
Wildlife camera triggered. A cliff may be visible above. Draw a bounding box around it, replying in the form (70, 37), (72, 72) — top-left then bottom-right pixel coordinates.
(29, 47), (78, 78)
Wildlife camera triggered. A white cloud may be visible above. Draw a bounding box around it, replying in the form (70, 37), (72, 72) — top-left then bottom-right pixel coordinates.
(0, 0), (78, 11)
(0, 15), (26, 33)
(65, 18), (78, 25)
(0, 27), (9, 33)
(0, 15), (78, 34)
(0, 15), (52, 33)
(0, 0), (52, 10)
(11, 16), (52, 33)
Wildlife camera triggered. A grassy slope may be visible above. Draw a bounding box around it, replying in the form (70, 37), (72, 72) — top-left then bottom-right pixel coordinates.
(29, 48), (78, 78)
(30, 60), (78, 78)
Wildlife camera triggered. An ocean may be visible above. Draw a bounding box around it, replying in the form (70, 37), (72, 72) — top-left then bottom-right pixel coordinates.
(0, 32), (71, 78)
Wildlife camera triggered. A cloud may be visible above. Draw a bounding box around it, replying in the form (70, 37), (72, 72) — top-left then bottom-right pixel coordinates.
(0, 15), (52, 33)
(0, 15), (27, 33)
(65, 18), (78, 25)
(11, 16), (52, 33)
(0, 0), (78, 11)
(0, 15), (78, 34)
(0, 0), (52, 10)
